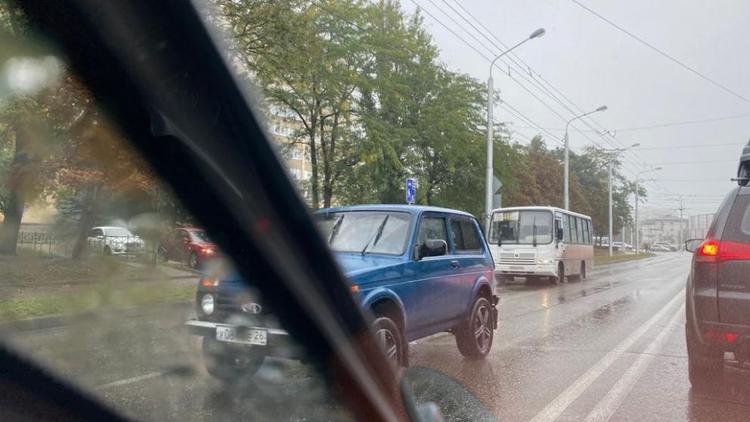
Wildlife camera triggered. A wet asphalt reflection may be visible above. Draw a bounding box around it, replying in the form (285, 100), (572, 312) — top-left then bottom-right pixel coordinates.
(6, 253), (750, 421)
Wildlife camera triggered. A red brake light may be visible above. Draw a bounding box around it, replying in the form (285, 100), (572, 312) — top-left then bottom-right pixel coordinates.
(695, 239), (750, 262)
(698, 240), (719, 257)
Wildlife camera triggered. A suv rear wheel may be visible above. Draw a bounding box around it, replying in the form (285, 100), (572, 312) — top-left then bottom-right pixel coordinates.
(686, 325), (723, 388)
(456, 296), (493, 359)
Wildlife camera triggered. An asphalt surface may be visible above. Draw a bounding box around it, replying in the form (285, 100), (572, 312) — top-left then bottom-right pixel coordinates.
(5, 252), (750, 421)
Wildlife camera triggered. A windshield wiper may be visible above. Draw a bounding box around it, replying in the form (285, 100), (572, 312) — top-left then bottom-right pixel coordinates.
(532, 216), (537, 247)
(328, 214), (345, 245)
(361, 215), (389, 256)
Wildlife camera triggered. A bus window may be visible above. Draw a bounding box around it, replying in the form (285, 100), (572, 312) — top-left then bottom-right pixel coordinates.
(565, 215), (573, 243)
(576, 218), (584, 244)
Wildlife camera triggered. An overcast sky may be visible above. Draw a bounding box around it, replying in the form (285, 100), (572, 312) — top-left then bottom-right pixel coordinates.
(401, 0), (750, 217)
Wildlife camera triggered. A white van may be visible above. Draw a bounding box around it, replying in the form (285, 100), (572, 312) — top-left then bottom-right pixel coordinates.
(488, 206), (594, 285)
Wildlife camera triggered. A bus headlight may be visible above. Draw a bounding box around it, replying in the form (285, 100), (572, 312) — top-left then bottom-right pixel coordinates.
(537, 258), (554, 265)
(200, 294), (215, 315)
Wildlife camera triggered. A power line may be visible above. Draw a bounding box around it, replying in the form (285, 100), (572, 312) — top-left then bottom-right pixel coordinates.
(636, 142), (745, 151)
(443, 0), (651, 177)
(616, 114), (750, 132)
(513, 113), (750, 133)
(569, 0), (750, 105)
(415, 0), (648, 181)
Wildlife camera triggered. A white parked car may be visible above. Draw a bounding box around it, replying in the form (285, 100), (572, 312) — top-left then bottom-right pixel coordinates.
(87, 226), (145, 256)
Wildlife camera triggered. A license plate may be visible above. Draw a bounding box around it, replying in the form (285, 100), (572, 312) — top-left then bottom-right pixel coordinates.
(215, 326), (267, 345)
(510, 266), (524, 271)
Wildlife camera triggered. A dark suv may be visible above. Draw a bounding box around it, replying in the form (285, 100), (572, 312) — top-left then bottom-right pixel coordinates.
(685, 143), (750, 386)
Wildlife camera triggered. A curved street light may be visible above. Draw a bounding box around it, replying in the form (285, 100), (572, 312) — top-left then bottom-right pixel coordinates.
(485, 27), (545, 230)
(563, 105), (608, 210)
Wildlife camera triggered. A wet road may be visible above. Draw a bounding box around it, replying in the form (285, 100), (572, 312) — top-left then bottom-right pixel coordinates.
(6, 252), (750, 421)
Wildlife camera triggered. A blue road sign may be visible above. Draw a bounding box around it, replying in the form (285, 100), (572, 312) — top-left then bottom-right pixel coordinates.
(406, 178), (416, 204)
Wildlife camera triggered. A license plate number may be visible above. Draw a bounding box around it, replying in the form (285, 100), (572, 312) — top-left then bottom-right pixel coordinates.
(215, 326), (267, 345)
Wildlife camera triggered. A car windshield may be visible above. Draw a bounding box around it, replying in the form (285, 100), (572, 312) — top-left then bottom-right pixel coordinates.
(317, 211), (411, 255)
(490, 210), (553, 244)
(189, 230), (210, 243)
(3, 0), (750, 421)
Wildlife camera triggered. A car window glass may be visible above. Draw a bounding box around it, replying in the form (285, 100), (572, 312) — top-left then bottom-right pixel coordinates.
(417, 216), (448, 246)
(456, 219), (481, 251)
(723, 196), (750, 241)
(450, 219), (465, 250)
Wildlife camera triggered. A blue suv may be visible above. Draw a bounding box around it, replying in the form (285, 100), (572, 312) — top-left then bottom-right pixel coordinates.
(187, 205), (498, 381)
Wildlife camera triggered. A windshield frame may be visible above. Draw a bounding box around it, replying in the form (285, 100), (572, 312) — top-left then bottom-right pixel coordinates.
(315, 210), (413, 256)
(490, 209), (554, 246)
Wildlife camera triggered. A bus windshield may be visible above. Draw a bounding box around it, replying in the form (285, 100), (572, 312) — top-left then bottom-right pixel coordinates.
(490, 210), (553, 245)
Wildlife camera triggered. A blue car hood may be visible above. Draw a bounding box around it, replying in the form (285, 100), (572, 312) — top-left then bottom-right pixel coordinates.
(333, 253), (405, 277)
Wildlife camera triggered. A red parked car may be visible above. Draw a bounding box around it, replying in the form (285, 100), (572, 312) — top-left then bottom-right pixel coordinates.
(158, 227), (219, 269)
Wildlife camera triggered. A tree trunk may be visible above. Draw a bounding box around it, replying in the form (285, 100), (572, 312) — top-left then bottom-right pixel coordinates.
(308, 110), (320, 209)
(0, 189), (24, 255)
(0, 124), (31, 255)
(322, 112), (339, 208)
(71, 184), (99, 259)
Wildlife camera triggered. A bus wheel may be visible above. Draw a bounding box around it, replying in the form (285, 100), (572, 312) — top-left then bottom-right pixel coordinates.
(550, 263), (564, 285)
(580, 262), (587, 280)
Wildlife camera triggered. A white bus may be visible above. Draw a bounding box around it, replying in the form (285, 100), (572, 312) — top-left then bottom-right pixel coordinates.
(488, 206), (594, 285)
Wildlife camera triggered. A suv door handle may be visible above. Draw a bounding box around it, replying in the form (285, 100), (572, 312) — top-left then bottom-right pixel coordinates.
(450, 260), (460, 269)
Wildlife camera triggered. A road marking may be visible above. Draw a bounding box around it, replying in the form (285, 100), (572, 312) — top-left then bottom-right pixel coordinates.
(528, 289), (685, 422)
(97, 371), (166, 389)
(583, 303), (685, 422)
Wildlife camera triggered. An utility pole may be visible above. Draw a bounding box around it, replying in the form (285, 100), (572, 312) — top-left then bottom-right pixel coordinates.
(677, 197), (686, 250)
(604, 144), (639, 256)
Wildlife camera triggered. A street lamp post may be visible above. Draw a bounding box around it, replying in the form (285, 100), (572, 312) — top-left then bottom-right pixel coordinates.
(485, 28), (545, 230)
(604, 143), (639, 256)
(563, 105), (607, 210)
(633, 166), (662, 253)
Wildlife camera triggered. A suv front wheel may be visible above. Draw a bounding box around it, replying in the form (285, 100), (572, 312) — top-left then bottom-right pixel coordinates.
(456, 296), (493, 359)
(202, 337), (265, 383)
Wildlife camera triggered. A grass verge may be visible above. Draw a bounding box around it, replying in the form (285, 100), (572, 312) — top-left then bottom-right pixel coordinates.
(594, 251), (654, 266)
(0, 281), (195, 322)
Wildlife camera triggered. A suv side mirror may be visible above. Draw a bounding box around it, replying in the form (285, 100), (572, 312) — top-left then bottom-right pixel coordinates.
(685, 239), (703, 253)
(417, 239), (448, 260)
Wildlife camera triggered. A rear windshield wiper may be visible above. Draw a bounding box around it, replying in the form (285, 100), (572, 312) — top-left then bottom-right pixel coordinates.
(361, 215), (389, 256)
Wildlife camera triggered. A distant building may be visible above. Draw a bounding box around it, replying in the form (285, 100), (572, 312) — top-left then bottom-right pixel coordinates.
(640, 215), (687, 248)
(687, 213), (715, 240)
(267, 105), (312, 201)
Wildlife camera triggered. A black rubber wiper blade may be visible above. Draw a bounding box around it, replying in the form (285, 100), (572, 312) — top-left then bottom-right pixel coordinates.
(361, 215), (389, 256)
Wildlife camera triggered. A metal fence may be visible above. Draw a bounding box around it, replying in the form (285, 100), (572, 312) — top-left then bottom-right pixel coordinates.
(16, 230), (158, 262)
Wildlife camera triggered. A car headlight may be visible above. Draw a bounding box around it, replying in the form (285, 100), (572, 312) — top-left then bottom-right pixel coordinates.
(200, 294), (215, 315)
(537, 258), (554, 265)
(201, 247), (215, 255)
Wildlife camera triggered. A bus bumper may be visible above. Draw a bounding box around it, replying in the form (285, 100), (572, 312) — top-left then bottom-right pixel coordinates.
(495, 263), (557, 277)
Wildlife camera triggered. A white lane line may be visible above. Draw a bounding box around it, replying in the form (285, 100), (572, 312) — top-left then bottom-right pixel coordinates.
(97, 371), (166, 389)
(583, 303), (685, 422)
(528, 290), (685, 422)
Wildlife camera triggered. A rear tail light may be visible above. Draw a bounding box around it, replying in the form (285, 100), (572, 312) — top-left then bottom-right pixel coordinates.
(695, 239), (750, 262)
(704, 329), (738, 344)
